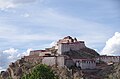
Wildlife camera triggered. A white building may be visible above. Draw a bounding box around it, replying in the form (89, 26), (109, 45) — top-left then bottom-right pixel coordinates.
(56, 36), (86, 55)
(30, 50), (51, 56)
(73, 59), (96, 69)
(42, 56), (65, 67)
(96, 55), (120, 64)
(24, 55), (43, 63)
(26, 36), (97, 69)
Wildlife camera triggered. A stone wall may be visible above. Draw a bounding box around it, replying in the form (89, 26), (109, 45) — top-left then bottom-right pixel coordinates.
(42, 56), (65, 67)
(57, 41), (86, 55)
(57, 56), (65, 67)
(96, 56), (120, 64)
(24, 56), (43, 63)
(65, 59), (74, 68)
(30, 50), (51, 56)
(42, 57), (56, 66)
(73, 59), (96, 69)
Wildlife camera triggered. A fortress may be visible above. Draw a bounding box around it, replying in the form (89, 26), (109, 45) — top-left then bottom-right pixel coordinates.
(2, 36), (120, 79)
(24, 36), (120, 69)
(55, 36), (86, 54)
(29, 36), (86, 56)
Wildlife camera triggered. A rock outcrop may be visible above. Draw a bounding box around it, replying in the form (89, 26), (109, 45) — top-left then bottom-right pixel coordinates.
(0, 58), (39, 79)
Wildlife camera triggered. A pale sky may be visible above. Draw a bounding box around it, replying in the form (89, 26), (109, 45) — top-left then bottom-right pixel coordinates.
(0, 0), (120, 71)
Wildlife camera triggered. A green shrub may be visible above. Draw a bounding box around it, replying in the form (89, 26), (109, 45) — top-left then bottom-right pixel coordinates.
(22, 64), (58, 79)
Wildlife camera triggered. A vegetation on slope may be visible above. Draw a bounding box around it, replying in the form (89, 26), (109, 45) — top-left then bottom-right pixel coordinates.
(64, 47), (99, 58)
(22, 64), (58, 79)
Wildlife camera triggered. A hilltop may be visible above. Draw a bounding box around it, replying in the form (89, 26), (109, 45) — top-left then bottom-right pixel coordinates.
(1, 36), (120, 79)
(0, 36), (100, 79)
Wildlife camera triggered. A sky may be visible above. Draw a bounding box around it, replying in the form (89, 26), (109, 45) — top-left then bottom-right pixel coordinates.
(0, 0), (120, 71)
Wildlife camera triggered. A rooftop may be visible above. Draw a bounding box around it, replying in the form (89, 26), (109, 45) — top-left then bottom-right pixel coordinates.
(30, 50), (49, 52)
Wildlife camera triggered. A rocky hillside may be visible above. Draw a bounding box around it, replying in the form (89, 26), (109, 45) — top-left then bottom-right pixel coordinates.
(97, 63), (120, 79)
(64, 47), (99, 58)
(0, 58), (83, 79)
(0, 57), (44, 79)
